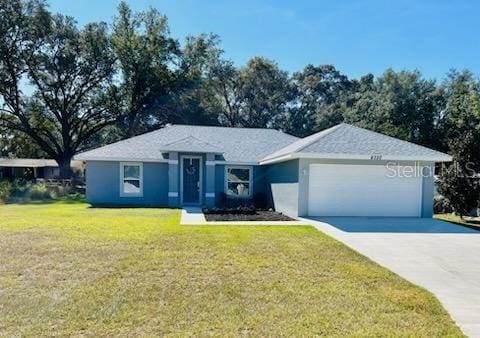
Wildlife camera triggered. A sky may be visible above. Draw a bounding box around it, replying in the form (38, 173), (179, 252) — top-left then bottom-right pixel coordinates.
(48, 0), (480, 82)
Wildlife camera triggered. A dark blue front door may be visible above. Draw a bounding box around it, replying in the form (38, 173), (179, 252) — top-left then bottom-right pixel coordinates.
(182, 157), (201, 204)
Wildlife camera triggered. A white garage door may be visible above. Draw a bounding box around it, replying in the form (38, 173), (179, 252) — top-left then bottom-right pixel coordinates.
(308, 164), (422, 217)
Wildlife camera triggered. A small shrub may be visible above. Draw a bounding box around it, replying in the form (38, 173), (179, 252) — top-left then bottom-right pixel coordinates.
(0, 181), (13, 204)
(223, 197), (254, 209)
(0, 179), (76, 203)
(25, 182), (52, 200)
(434, 196), (453, 214)
(215, 192), (271, 209)
(437, 162), (479, 217)
(203, 205), (257, 215)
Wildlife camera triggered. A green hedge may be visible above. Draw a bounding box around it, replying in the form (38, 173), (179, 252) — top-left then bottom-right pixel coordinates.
(0, 180), (74, 204)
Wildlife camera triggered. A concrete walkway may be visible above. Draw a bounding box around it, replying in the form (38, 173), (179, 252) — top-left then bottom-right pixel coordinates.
(180, 207), (207, 225)
(302, 217), (480, 337)
(180, 207), (306, 225)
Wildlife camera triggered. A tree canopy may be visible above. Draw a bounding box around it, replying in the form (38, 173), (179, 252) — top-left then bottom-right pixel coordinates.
(1, 0), (480, 217)
(0, 0), (116, 177)
(436, 70), (480, 216)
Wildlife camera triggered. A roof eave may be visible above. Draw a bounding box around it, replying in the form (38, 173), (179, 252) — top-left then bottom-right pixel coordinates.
(73, 156), (168, 163)
(158, 148), (223, 154)
(259, 152), (453, 165)
(0, 164), (47, 168)
(74, 156), (259, 165)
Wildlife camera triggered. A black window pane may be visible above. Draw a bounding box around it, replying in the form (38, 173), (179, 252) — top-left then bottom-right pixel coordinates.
(228, 168), (249, 182)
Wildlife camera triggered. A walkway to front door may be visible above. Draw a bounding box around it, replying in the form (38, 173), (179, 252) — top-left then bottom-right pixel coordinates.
(181, 156), (202, 205)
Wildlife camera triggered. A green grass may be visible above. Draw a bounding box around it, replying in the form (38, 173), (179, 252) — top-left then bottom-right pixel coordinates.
(435, 213), (480, 231)
(0, 200), (463, 336)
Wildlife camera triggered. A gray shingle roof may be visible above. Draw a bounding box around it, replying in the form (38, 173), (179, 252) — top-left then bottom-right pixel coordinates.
(0, 158), (57, 167)
(76, 123), (451, 164)
(261, 123), (452, 162)
(75, 125), (299, 163)
(0, 158), (83, 168)
(160, 136), (222, 153)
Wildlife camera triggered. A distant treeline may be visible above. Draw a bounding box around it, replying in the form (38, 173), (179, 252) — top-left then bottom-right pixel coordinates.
(1, 0), (479, 214)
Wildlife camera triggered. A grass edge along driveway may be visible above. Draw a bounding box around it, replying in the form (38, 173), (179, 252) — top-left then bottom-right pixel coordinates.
(435, 213), (480, 232)
(0, 201), (464, 336)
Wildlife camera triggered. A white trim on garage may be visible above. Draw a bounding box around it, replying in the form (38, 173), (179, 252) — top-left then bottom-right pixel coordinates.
(260, 152), (452, 165)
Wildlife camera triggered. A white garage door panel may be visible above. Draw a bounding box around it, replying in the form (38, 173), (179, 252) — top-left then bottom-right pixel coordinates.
(308, 164), (422, 217)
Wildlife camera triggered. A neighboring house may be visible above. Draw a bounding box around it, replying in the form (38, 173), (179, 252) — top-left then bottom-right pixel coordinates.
(0, 158), (84, 180)
(75, 123), (451, 217)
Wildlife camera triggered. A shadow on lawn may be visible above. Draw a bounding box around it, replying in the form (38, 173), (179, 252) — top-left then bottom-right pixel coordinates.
(6, 193), (86, 205)
(7, 195), (178, 208)
(88, 204), (181, 209)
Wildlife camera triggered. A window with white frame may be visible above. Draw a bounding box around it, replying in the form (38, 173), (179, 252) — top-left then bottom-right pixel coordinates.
(225, 166), (252, 198)
(120, 162), (143, 197)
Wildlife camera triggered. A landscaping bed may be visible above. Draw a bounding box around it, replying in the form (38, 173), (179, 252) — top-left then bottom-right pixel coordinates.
(202, 206), (294, 221)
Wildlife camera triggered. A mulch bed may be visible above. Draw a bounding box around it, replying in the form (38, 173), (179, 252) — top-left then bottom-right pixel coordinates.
(203, 210), (294, 222)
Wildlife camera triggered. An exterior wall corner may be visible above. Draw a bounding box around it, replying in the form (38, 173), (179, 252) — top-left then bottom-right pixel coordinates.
(421, 163), (435, 218)
(168, 152), (180, 207)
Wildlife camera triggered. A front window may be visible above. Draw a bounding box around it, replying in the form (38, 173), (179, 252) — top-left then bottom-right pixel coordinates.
(120, 162), (143, 197)
(226, 166), (252, 198)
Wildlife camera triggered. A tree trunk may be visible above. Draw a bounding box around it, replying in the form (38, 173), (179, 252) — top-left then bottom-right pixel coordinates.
(57, 154), (73, 179)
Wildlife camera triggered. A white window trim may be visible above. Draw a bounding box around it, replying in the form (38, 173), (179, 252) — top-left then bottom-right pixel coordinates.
(224, 165), (253, 199)
(120, 162), (143, 197)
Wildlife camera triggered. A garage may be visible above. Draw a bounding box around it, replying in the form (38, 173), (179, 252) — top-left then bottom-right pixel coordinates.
(261, 123), (452, 218)
(307, 163), (423, 217)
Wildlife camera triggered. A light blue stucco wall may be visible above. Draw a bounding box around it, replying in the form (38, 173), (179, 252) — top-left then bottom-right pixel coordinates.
(86, 157), (436, 217)
(86, 159), (263, 207)
(421, 163), (435, 217)
(264, 160), (300, 217)
(253, 166), (268, 195)
(215, 164), (225, 204)
(205, 154), (216, 207)
(168, 152), (179, 207)
(86, 161), (168, 206)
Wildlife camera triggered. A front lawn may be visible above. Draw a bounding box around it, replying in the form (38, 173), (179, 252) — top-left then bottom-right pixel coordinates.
(0, 200), (462, 336)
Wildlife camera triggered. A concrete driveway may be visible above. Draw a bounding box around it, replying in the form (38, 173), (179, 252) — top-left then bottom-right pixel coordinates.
(303, 217), (480, 337)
